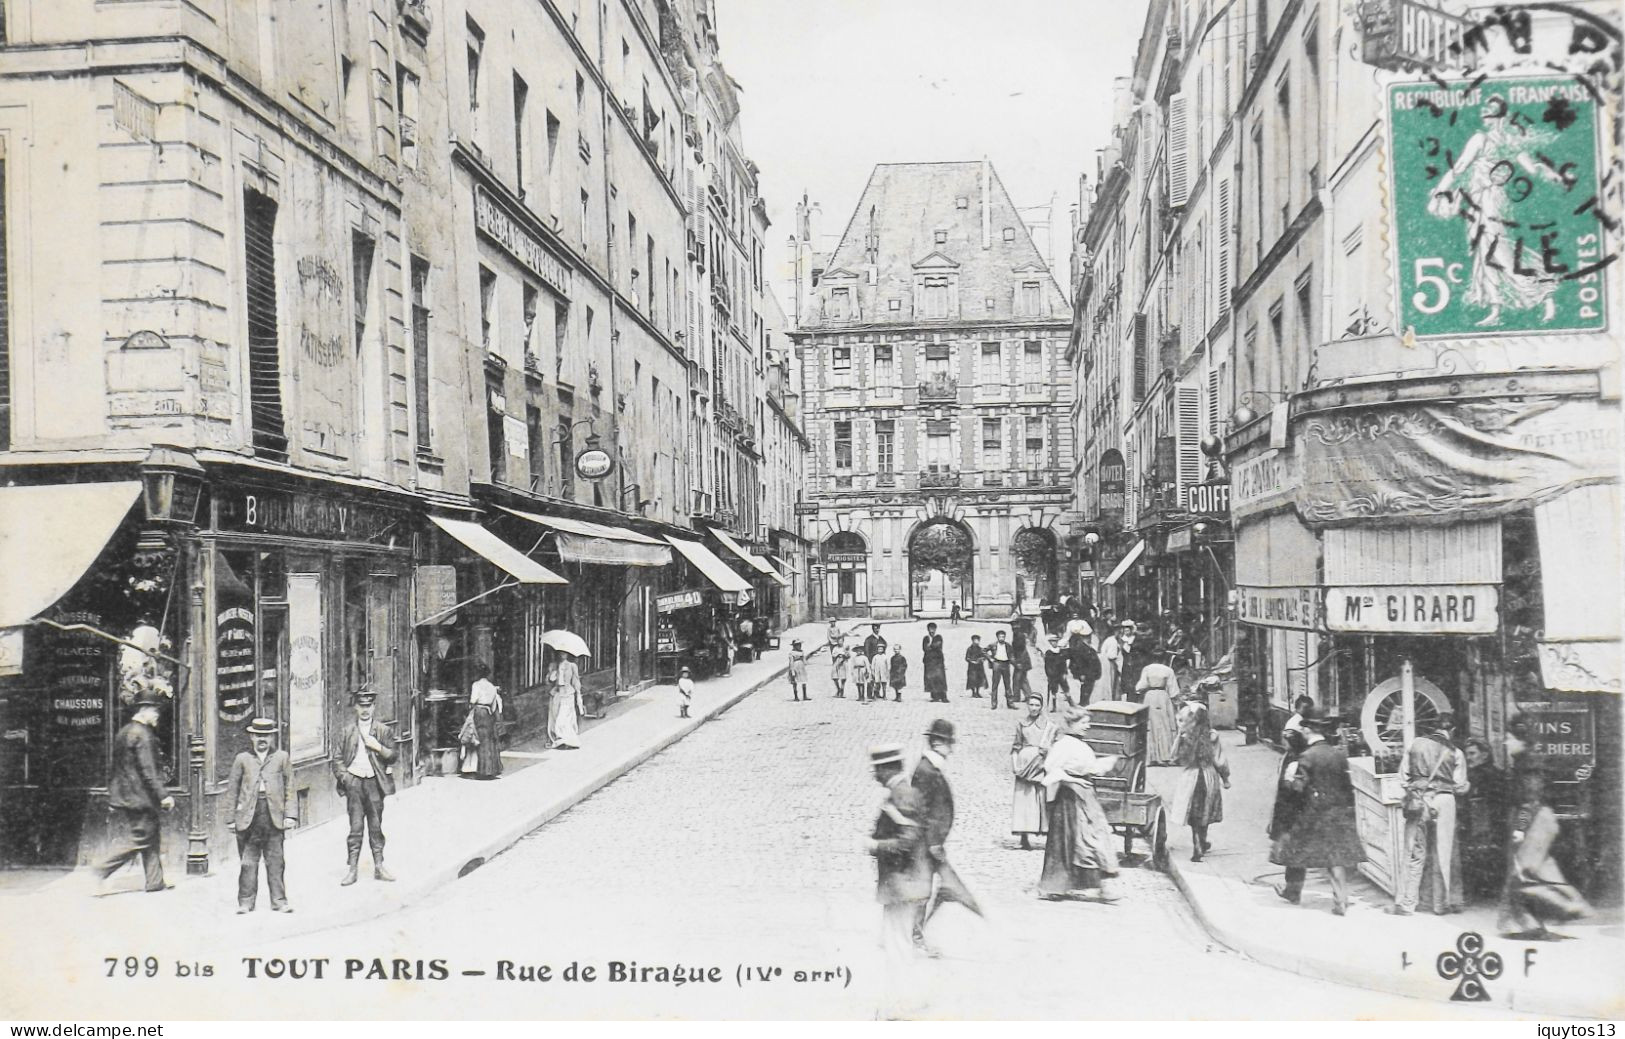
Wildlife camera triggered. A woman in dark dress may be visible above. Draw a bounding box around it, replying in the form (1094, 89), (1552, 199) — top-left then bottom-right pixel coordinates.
(964, 636), (988, 698)
(921, 622), (948, 702)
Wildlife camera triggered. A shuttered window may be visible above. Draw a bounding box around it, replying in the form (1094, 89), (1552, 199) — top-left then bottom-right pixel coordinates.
(1167, 92), (1190, 208)
(1176, 385), (1202, 504)
(243, 189), (288, 458)
(410, 256), (431, 451)
(1132, 313), (1148, 401)
(0, 158), (9, 450)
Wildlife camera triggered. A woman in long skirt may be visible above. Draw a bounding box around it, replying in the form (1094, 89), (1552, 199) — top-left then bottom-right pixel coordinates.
(462, 664), (504, 779)
(548, 651), (583, 750)
(1011, 695), (1058, 849)
(1173, 700), (1229, 861)
(1136, 661), (1182, 765)
(964, 637), (988, 699)
(921, 624), (948, 702)
(1038, 707), (1121, 900)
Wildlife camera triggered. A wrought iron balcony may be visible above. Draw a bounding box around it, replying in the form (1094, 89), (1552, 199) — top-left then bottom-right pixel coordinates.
(918, 374), (959, 402)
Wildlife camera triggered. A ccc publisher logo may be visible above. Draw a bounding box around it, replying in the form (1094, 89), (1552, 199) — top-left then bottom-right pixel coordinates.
(1436, 931), (1503, 1001)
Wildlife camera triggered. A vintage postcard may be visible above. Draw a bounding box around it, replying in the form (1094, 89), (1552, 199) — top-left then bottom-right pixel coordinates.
(0, 0), (1620, 1024)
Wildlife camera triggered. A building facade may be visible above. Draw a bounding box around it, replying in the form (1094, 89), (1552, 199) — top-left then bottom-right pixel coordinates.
(794, 161), (1074, 619)
(0, 0), (800, 876)
(1071, 0), (1621, 904)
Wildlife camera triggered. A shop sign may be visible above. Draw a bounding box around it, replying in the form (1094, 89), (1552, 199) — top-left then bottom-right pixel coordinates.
(1236, 586), (1320, 631)
(413, 566), (458, 622)
(215, 606), (256, 722)
(1231, 449), (1298, 518)
(1327, 584), (1498, 634)
(49, 611), (107, 733)
(657, 590), (704, 614)
(725, 590), (753, 607)
(1098, 449), (1126, 527)
(1297, 398), (1618, 525)
(474, 186), (572, 298)
(1517, 701), (1595, 768)
(1185, 481), (1230, 517)
(575, 447), (614, 481)
(1166, 527), (1194, 553)
(1387, 76), (1607, 339)
(824, 552), (867, 564)
(216, 488), (407, 543)
(1358, 0), (1472, 71)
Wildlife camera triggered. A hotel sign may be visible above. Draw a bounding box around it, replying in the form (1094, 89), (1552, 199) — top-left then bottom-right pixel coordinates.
(1328, 584), (1498, 635)
(1359, 0), (1472, 71)
(474, 186), (572, 298)
(1236, 586), (1321, 631)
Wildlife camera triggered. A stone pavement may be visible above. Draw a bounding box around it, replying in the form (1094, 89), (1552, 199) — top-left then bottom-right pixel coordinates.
(1146, 730), (1625, 1019)
(3, 621), (833, 956)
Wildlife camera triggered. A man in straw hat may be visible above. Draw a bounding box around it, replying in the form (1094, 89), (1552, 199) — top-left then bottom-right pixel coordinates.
(93, 688), (175, 892)
(226, 717), (296, 913)
(334, 689), (398, 886)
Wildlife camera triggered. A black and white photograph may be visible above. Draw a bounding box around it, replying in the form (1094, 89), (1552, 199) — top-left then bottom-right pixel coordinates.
(0, 0), (1620, 1025)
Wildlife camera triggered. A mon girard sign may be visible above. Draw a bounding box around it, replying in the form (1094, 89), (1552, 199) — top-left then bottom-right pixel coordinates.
(1328, 584), (1498, 635)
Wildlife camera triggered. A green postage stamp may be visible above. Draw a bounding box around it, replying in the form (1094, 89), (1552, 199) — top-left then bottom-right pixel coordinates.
(1387, 76), (1610, 338)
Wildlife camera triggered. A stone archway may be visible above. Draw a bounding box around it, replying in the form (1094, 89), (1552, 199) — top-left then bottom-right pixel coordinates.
(1011, 526), (1059, 610)
(907, 519), (975, 617)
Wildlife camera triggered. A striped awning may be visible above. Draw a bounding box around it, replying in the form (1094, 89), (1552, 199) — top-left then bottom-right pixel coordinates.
(429, 517), (567, 585)
(711, 529), (789, 586)
(665, 536), (753, 595)
(501, 506), (672, 567)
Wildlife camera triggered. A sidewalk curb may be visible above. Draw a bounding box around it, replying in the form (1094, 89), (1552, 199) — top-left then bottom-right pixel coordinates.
(195, 637), (827, 947)
(1160, 838), (1602, 1019)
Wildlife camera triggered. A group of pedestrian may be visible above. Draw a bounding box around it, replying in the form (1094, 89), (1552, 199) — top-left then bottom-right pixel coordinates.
(817, 622), (913, 703)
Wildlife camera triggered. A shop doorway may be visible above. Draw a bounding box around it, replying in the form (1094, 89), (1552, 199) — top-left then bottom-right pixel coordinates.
(908, 519), (974, 617)
(820, 531), (869, 616)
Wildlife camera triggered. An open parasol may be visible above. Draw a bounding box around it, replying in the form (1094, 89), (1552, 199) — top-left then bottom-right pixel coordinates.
(541, 629), (590, 657)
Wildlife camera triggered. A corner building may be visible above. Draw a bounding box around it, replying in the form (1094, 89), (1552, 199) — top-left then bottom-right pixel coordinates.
(793, 162), (1074, 619)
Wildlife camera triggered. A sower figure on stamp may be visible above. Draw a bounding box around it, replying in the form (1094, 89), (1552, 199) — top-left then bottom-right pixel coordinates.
(94, 689), (175, 893)
(227, 717), (296, 913)
(334, 689), (398, 886)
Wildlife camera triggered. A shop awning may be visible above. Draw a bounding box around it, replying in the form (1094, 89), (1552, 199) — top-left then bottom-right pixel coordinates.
(429, 516), (567, 585)
(768, 554), (799, 575)
(500, 506), (673, 567)
(0, 482), (143, 628)
(665, 536), (753, 594)
(1535, 484), (1620, 693)
(1101, 539), (1145, 587)
(762, 556), (793, 584)
(710, 528), (789, 586)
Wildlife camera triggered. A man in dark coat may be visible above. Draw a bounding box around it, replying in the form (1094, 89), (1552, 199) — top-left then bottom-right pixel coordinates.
(94, 691), (175, 892)
(909, 719), (981, 950)
(1067, 632), (1102, 698)
(226, 717), (297, 913)
(333, 689), (399, 885)
(1272, 711), (1366, 915)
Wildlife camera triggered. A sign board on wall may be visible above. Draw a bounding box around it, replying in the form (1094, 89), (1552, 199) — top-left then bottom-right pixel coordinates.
(1185, 481), (1230, 516)
(474, 186), (573, 298)
(1327, 584), (1499, 634)
(413, 566), (458, 623)
(1516, 701), (1595, 770)
(657, 590), (704, 614)
(1387, 76), (1607, 339)
(1098, 449), (1125, 528)
(1231, 448), (1299, 518)
(1359, 0), (1472, 71)
(1236, 586), (1321, 631)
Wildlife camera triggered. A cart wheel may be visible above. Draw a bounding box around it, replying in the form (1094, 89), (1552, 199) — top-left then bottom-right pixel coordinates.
(1129, 760), (1146, 794)
(1150, 808), (1170, 872)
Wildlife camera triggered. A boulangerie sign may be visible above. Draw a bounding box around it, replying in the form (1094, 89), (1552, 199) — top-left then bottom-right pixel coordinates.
(1296, 397), (1618, 526)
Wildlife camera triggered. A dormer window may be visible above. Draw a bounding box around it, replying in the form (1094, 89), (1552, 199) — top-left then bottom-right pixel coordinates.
(830, 286), (851, 320)
(922, 276), (949, 319)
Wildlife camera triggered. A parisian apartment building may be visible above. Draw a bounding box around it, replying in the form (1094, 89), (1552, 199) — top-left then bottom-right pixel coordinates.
(0, 0), (805, 873)
(792, 161), (1075, 620)
(1069, 0), (1620, 904)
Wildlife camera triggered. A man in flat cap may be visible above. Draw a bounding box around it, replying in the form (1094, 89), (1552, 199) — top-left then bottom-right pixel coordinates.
(94, 689), (175, 892)
(227, 717), (296, 913)
(333, 689), (398, 886)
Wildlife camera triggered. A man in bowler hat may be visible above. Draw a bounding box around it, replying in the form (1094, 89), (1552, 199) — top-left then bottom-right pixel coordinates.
(227, 718), (296, 913)
(909, 719), (981, 951)
(333, 689), (398, 885)
(94, 690), (175, 892)
(865, 743), (930, 1016)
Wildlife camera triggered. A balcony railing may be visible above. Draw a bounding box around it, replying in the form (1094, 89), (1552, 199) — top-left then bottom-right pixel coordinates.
(983, 473), (1004, 487)
(920, 469), (961, 489)
(918, 375), (959, 401)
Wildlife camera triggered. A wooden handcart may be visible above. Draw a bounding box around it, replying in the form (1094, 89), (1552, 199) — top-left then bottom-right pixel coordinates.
(1085, 701), (1170, 870)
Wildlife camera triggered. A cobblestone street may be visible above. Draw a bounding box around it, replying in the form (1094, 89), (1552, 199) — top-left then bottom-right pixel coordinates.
(122, 619), (1512, 1021)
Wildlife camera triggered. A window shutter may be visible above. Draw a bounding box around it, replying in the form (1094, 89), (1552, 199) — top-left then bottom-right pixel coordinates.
(1132, 313), (1148, 401)
(1167, 92), (1190, 208)
(0, 158), (9, 450)
(1216, 179), (1232, 318)
(1206, 367), (1221, 436)
(1177, 385), (1202, 506)
(243, 189), (288, 458)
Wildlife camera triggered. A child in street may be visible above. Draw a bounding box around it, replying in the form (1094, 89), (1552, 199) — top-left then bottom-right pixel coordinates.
(676, 666), (695, 718)
(787, 640), (809, 702)
(851, 649), (872, 703)
(889, 643), (908, 702)
(832, 645), (850, 698)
